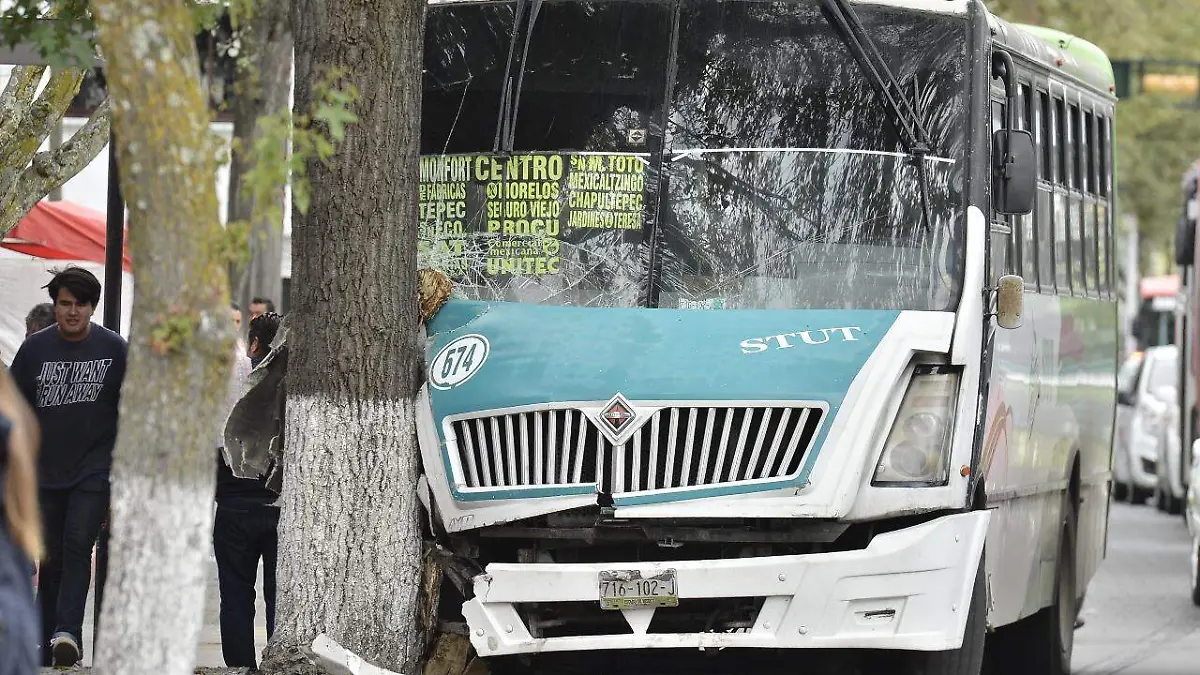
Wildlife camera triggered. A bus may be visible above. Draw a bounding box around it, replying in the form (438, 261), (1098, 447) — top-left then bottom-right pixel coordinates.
(414, 2), (1119, 674)
(1133, 274), (1178, 351)
(1174, 161), (1200, 500)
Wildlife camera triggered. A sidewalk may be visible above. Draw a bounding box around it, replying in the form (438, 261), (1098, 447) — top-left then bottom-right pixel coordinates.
(77, 552), (270, 667)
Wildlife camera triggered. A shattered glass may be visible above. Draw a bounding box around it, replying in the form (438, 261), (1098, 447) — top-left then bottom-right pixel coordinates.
(418, 0), (970, 312)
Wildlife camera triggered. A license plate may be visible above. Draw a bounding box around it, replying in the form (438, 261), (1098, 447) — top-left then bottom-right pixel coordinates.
(598, 569), (679, 610)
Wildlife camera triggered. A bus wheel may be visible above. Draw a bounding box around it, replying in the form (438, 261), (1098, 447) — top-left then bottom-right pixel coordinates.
(983, 498), (1076, 675)
(900, 557), (985, 675)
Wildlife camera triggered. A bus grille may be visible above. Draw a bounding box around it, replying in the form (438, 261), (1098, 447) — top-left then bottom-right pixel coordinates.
(448, 405), (825, 493)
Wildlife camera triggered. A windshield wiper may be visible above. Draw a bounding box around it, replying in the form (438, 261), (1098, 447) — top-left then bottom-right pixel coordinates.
(820, 0), (930, 155)
(820, 0), (935, 235)
(494, 0), (543, 151)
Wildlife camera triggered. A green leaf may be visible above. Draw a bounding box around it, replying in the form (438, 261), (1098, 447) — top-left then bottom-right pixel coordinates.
(314, 102), (358, 142)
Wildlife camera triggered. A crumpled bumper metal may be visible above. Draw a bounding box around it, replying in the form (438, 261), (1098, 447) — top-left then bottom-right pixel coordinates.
(462, 510), (990, 656)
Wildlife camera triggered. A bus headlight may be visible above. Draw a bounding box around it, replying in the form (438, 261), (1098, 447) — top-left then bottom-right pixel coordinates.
(872, 365), (961, 486)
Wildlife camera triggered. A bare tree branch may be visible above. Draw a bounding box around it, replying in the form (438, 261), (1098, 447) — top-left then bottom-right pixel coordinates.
(0, 65), (47, 147)
(0, 98), (110, 237)
(0, 67), (85, 179)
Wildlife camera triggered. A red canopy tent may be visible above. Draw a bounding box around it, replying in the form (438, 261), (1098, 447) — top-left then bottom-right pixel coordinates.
(2, 200), (131, 272)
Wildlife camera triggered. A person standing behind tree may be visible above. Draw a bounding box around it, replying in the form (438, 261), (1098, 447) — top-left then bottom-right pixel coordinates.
(213, 310), (283, 669)
(6, 267), (127, 667)
(24, 303), (55, 339)
(248, 297), (275, 322)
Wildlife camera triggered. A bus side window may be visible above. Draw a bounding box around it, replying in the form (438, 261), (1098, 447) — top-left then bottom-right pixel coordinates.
(1022, 83), (1038, 287)
(1084, 108), (1100, 296)
(1054, 95), (1070, 293)
(990, 99), (1012, 276)
(1069, 102), (1086, 295)
(1097, 115), (1112, 295)
(1038, 90), (1055, 292)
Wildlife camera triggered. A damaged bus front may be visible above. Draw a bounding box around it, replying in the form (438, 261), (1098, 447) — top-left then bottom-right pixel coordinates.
(414, 0), (1045, 672)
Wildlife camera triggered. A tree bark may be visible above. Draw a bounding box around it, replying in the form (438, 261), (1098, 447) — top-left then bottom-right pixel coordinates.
(267, 0), (426, 672)
(0, 66), (110, 237)
(88, 1), (233, 674)
(227, 0), (293, 317)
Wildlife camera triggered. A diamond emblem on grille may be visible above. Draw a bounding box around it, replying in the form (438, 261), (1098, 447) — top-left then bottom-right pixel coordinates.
(598, 393), (635, 435)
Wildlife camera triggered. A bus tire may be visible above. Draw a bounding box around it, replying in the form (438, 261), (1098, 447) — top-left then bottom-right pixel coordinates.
(983, 496), (1076, 675)
(901, 556), (986, 675)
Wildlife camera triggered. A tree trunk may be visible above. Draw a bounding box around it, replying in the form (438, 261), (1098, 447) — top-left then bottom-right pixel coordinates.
(266, 0), (426, 672)
(88, 2), (232, 674)
(227, 0), (293, 317)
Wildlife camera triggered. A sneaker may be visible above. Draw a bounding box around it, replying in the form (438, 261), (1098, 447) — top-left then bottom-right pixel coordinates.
(50, 632), (81, 667)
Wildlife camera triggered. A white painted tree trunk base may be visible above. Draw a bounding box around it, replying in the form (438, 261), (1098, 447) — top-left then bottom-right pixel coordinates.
(275, 395), (424, 671)
(309, 634), (405, 675)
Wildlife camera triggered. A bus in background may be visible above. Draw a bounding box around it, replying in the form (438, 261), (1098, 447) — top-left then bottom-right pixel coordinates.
(416, 2), (1119, 674)
(1131, 274), (1178, 351)
(1173, 160), (1200, 501)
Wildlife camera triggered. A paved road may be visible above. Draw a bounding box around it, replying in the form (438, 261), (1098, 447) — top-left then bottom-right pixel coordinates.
(1073, 499), (1200, 674)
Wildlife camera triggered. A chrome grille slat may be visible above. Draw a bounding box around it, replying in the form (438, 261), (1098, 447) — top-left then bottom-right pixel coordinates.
(546, 412), (557, 484)
(460, 420), (481, 487)
(696, 407), (717, 485)
(560, 411), (574, 484)
(711, 408), (735, 483)
(474, 418), (493, 486)
(775, 408), (812, 478)
(664, 408), (680, 488)
(759, 408), (793, 479)
(489, 418), (504, 486)
(727, 411), (755, 482)
(680, 408), (698, 487)
(450, 403), (823, 492)
(631, 432), (643, 492)
(572, 418), (587, 484)
(519, 412), (531, 485)
(534, 412), (544, 485)
(744, 408), (773, 481)
(648, 414), (661, 489)
(504, 415), (518, 484)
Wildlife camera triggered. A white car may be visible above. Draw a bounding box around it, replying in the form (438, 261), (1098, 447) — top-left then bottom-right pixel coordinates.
(1156, 382), (1186, 514)
(1114, 345), (1178, 504)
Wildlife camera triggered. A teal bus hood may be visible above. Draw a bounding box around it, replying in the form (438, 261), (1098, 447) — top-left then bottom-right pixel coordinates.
(424, 300), (901, 501)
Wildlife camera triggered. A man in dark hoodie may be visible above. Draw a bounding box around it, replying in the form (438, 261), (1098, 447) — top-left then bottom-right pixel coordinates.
(8, 267), (126, 667)
(213, 310), (283, 669)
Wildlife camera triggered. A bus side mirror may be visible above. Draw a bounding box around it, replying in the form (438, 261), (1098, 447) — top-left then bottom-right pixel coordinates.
(996, 274), (1024, 330)
(992, 129), (1036, 216)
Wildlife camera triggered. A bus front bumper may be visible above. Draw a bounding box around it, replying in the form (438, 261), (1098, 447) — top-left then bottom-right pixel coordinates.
(462, 510), (990, 656)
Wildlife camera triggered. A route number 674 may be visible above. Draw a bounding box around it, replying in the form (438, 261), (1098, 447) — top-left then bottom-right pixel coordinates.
(429, 334), (491, 390)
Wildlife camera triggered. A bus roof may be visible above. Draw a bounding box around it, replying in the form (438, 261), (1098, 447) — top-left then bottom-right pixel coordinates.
(987, 15), (1117, 97)
(1140, 275), (1180, 298)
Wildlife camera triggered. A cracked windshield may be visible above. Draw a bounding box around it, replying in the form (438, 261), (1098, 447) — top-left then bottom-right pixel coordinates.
(419, 0), (968, 310)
